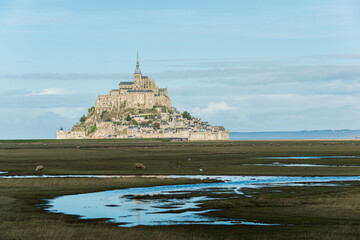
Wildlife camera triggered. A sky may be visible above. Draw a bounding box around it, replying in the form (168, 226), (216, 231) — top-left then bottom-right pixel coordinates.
(1, 0), (360, 139)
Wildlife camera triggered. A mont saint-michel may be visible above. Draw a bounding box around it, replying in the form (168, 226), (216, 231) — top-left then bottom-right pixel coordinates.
(57, 54), (229, 140)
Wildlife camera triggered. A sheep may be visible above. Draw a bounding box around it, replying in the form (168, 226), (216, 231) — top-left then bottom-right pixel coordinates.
(135, 163), (146, 170)
(35, 165), (43, 172)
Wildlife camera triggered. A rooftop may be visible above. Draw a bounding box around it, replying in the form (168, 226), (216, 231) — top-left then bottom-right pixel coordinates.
(128, 90), (154, 93)
(119, 82), (134, 85)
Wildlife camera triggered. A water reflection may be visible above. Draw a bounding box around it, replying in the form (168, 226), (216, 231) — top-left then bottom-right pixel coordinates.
(255, 156), (360, 160)
(134, 199), (142, 225)
(241, 163), (360, 167)
(45, 175), (360, 227)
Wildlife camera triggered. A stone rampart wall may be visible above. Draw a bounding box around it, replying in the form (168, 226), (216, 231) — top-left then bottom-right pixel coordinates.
(94, 90), (171, 117)
(140, 131), (229, 141)
(57, 129), (229, 141)
(155, 95), (171, 108)
(125, 92), (155, 108)
(56, 130), (86, 139)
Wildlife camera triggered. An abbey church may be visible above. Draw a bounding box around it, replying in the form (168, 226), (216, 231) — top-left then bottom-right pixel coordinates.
(94, 53), (171, 120)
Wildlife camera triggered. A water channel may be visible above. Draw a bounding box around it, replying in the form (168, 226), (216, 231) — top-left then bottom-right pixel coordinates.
(44, 175), (360, 227)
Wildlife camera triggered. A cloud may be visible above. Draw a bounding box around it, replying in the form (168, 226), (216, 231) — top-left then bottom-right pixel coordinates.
(2, 54), (360, 86)
(2, 54), (360, 135)
(155, 63), (360, 86)
(0, 73), (127, 80)
(191, 102), (234, 116)
(0, 88), (95, 109)
(26, 88), (74, 96)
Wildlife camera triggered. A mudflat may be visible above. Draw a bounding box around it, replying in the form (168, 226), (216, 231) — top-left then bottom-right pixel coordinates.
(1, 139), (360, 239)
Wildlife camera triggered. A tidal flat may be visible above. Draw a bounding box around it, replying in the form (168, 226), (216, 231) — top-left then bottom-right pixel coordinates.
(45, 176), (360, 228)
(1, 139), (360, 239)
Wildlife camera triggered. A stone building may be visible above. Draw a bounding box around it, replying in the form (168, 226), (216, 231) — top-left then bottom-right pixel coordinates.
(57, 127), (86, 139)
(94, 52), (171, 119)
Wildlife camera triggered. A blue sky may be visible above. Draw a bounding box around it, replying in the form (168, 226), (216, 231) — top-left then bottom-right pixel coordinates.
(1, 0), (360, 139)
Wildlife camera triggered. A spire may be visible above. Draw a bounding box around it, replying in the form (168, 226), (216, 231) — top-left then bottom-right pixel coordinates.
(136, 50), (139, 67)
(134, 50), (141, 74)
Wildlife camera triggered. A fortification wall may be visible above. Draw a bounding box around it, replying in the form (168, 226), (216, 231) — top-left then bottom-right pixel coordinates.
(56, 130), (86, 139)
(188, 131), (229, 141)
(95, 95), (112, 117)
(95, 90), (124, 116)
(125, 92), (155, 108)
(155, 95), (171, 108)
(56, 128), (229, 141)
(140, 131), (229, 141)
(90, 122), (128, 138)
(94, 90), (170, 118)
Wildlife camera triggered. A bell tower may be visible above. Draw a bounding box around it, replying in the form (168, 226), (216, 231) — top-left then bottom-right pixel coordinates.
(133, 50), (142, 86)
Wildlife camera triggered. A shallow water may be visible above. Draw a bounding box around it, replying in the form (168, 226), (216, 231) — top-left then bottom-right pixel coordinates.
(256, 156), (360, 160)
(45, 175), (360, 227)
(0, 171), (7, 174)
(242, 163), (360, 167)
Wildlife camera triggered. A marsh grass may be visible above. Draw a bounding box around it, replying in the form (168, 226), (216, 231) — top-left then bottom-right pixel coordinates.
(2, 140), (360, 239)
(1, 177), (360, 239)
(0, 177), (218, 240)
(199, 182), (360, 226)
(2, 139), (360, 176)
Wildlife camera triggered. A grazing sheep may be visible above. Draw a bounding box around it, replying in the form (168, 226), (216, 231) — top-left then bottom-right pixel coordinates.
(35, 165), (43, 172)
(75, 146), (81, 149)
(135, 163), (146, 170)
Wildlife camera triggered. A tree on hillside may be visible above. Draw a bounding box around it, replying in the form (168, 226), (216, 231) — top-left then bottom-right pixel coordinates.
(87, 107), (95, 117)
(132, 119), (139, 125)
(88, 106), (95, 114)
(80, 115), (87, 124)
(126, 115), (132, 121)
(101, 111), (112, 122)
(90, 125), (97, 133)
(182, 111), (192, 120)
(153, 122), (160, 129)
(217, 126), (225, 131)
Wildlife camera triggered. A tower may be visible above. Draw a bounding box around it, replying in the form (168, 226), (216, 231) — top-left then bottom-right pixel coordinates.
(133, 50), (142, 85)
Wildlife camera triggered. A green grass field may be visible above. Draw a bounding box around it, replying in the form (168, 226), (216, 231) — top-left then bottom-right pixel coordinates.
(1, 139), (360, 239)
(2, 139), (360, 176)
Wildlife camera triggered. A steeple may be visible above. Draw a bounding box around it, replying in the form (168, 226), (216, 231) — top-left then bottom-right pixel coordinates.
(134, 50), (141, 74)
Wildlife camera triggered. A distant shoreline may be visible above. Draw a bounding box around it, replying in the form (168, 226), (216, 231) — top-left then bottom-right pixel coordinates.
(230, 129), (360, 140)
(1, 129), (360, 140)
